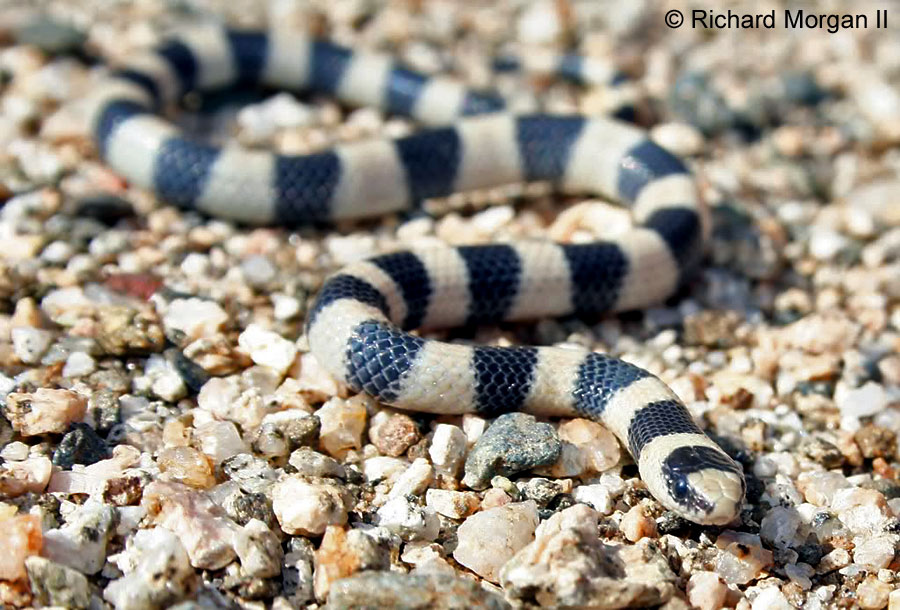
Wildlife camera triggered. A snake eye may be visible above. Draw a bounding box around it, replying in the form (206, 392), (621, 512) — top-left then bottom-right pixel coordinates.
(672, 477), (689, 498)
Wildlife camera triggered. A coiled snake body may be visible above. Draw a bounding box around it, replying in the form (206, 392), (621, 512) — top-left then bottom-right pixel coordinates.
(88, 25), (745, 525)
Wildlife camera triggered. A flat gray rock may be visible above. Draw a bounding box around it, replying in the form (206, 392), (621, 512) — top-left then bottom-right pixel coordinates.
(463, 413), (561, 490)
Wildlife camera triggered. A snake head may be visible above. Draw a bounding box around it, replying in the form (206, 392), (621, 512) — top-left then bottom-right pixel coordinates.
(641, 441), (745, 526)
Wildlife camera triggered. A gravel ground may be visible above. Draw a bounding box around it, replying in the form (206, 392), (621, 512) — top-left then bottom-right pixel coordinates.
(0, 1), (899, 609)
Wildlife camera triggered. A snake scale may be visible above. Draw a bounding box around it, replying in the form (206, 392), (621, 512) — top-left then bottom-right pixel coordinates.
(86, 24), (746, 525)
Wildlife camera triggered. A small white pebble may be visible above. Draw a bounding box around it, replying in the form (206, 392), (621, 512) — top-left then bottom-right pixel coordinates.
(11, 327), (53, 364)
(425, 489), (480, 519)
(271, 476), (349, 536)
(375, 496), (439, 541)
(271, 293), (301, 320)
(388, 458), (434, 499)
(453, 501), (539, 584)
(62, 351), (95, 378)
(836, 382), (889, 418)
(686, 571), (728, 610)
(651, 121), (705, 156)
(751, 586), (792, 610)
(163, 298), (228, 342)
(428, 423), (467, 477)
(238, 323), (298, 375)
(0, 441), (29, 461)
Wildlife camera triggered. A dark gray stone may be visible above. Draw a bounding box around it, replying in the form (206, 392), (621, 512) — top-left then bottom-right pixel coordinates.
(52, 422), (108, 468)
(223, 490), (278, 529)
(168, 348), (210, 393)
(74, 194), (136, 225)
(16, 17), (86, 55)
(463, 413), (561, 490)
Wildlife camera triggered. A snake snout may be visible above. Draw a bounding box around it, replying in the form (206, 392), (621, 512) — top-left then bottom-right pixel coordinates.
(687, 469), (745, 526)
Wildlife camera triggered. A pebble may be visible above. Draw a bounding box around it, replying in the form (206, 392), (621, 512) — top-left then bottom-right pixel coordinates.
(463, 413), (561, 490)
(428, 423), (467, 477)
(362, 456), (408, 485)
(4, 388), (86, 436)
(855, 424), (896, 459)
(400, 541), (454, 574)
(571, 472), (626, 514)
(254, 410), (320, 457)
(0, 441), (28, 461)
(651, 122), (705, 157)
(388, 457), (434, 499)
(282, 539), (315, 605)
(293, 352), (341, 402)
(162, 298), (229, 342)
(891, 590), (900, 610)
(621, 504), (658, 542)
(370, 410), (420, 457)
(62, 350), (96, 377)
(42, 502), (116, 574)
(52, 422), (107, 469)
(103, 527), (196, 610)
(836, 382), (890, 418)
(240, 254), (277, 287)
(271, 475), (351, 536)
(796, 471), (851, 506)
(157, 446), (216, 488)
(751, 586), (792, 610)
(0, 514), (42, 582)
(10, 327), (53, 363)
(74, 194), (135, 225)
(481, 487), (513, 510)
(832, 487), (890, 534)
(425, 489), (480, 519)
(0, 456), (52, 496)
(809, 228), (851, 262)
(668, 72), (736, 136)
(288, 447), (346, 478)
(271, 293), (301, 320)
(546, 418), (620, 477)
(313, 525), (390, 600)
(237, 92), (313, 142)
(197, 376), (268, 430)
(848, 180), (900, 227)
(760, 506), (801, 549)
(853, 535), (897, 570)
(687, 571), (728, 610)
(238, 323), (298, 375)
(818, 548), (852, 573)
(516, 0), (564, 45)
(15, 16), (86, 54)
(501, 504), (676, 607)
(233, 518), (283, 578)
(141, 481), (239, 570)
(195, 420), (248, 464)
(139, 353), (187, 402)
(857, 575), (893, 610)
(452, 501), (539, 583)
(25, 556), (91, 609)
(715, 531), (774, 585)
(317, 395), (368, 458)
(324, 570), (511, 610)
(375, 496), (440, 541)
(95, 306), (166, 356)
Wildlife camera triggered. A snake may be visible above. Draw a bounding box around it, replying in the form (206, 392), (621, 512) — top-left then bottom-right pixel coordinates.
(85, 24), (746, 525)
